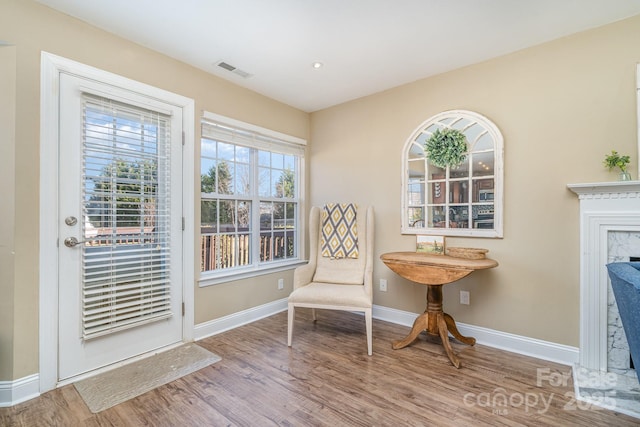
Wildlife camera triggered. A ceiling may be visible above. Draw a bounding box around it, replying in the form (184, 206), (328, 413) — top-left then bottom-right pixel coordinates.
(35, 0), (640, 112)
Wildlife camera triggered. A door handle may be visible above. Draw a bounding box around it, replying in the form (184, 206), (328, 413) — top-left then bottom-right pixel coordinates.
(64, 237), (89, 248)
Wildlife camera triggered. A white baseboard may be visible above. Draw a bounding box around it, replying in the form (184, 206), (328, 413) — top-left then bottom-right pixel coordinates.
(194, 300), (579, 366)
(0, 374), (40, 408)
(455, 321), (579, 366)
(373, 305), (579, 366)
(194, 298), (288, 341)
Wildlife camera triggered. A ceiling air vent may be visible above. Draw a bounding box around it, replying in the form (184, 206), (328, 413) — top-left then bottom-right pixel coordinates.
(215, 61), (253, 79)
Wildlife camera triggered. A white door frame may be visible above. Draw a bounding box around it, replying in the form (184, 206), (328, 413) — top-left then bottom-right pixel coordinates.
(39, 52), (195, 392)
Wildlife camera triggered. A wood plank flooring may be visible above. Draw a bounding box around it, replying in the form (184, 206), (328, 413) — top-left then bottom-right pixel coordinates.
(2, 310), (638, 426)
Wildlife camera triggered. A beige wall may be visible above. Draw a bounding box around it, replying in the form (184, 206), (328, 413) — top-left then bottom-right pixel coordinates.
(310, 15), (640, 347)
(0, 45), (17, 380)
(0, 0), (309, 381)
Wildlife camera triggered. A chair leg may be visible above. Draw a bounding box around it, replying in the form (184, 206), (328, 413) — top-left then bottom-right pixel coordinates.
(311, 308), (317, 322)
(287, 303), (294, 347)
(365, 308), (372, 356)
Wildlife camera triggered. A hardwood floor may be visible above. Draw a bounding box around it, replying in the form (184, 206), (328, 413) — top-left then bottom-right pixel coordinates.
(2, 310), (638, 426)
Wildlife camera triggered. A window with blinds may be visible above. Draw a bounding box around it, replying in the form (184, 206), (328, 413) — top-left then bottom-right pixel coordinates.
(81, 93), (173, 339)
(200, 113), (305, 283)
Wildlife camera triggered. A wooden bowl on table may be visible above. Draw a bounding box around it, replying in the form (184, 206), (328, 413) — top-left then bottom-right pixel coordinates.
(446, 247), (488, 260)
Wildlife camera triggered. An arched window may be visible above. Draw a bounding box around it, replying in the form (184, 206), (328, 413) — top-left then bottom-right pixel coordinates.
(402, 110), (503, 238)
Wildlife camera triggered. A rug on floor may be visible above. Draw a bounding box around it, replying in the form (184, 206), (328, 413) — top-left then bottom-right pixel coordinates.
(74, 343), (221, 413)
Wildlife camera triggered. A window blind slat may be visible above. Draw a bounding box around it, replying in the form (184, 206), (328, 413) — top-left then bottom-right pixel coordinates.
(83, 247), (171, 260)
(83, 300), (171, 327)
(83, 278), (171, 296)
(83, 273), (171, 289)
(83, 310), (171, 337)
(83, 257), (170, 268)
(202, 120), (305, 156)
(83, 293), (171, 317)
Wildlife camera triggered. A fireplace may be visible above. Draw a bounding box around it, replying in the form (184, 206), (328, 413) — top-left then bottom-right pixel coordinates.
(607, 233), (640, 376)
(568, 181), (640, 375)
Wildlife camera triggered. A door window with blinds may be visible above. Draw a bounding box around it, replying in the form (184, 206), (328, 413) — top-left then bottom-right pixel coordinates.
(82, 94), (173, 338)
(200, 114), (305, 283)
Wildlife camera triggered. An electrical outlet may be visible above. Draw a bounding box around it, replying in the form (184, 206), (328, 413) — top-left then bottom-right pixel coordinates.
(460, 290), (470, 305)
(278, 278), (284, 290)
(380, 279), (388, 292)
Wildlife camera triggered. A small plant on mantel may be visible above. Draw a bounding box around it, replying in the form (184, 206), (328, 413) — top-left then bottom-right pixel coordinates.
(603, 150), (632, 181)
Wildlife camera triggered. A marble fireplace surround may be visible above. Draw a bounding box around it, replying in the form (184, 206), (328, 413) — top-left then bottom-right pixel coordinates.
(568, 181), (640, 372)
(607, 230), (640, 375)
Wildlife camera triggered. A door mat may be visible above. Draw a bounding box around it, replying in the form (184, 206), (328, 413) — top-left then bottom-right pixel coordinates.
(74, 343), (221, 413)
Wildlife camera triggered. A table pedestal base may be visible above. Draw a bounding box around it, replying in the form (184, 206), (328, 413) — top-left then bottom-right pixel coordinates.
(392, 285), (475, 368)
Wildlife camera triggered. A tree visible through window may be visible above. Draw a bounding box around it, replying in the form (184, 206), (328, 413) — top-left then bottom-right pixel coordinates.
(200, 117), (304, 277)
(87, 160), (158, 228)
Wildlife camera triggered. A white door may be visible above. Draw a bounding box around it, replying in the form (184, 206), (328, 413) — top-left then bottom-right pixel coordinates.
(57, 73), (184, 381)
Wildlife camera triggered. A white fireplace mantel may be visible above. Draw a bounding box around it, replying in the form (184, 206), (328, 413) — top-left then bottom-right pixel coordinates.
(568, 181), (640, 199)
(568, 181), (640, 371)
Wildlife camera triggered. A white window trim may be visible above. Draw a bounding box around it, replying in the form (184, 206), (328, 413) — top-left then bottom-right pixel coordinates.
(401, 110), (504, 238)
(199, 260), (308, 287)
(198, 112), (307, 286)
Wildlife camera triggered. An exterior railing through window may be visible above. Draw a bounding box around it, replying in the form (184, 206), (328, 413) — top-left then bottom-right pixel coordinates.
(200, 232), (293, 271)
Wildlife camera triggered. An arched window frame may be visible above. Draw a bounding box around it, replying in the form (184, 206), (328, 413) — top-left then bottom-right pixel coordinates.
(401, 110), (504, 238)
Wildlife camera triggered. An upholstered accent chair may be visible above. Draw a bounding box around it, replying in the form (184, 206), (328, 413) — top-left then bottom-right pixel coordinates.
(606, 262), (640, 383)
(287, 205), (374, 355)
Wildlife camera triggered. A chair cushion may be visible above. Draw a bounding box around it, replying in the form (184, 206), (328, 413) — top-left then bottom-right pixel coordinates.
(288, 282), (372, 308)
(313, 257), (366, 285)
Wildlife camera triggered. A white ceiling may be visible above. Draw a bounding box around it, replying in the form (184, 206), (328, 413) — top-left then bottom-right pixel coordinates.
(35, 0), (640, 112)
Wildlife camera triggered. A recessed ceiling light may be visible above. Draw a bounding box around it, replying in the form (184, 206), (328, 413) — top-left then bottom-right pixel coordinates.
(312, 61), (323, 69)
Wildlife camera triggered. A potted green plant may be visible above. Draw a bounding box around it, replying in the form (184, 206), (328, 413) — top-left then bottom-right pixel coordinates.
(603, 150), (632, 181)
(424, 128), (468, 169)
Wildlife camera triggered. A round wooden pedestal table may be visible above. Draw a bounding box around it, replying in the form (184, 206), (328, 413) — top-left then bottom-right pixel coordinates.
(380, 251), (498, 368)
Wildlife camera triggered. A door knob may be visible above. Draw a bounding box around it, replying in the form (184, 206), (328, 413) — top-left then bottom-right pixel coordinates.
(64, 237), (87, 248)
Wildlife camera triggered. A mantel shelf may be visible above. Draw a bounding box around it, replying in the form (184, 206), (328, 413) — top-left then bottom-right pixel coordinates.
(567, 181), (640, 198)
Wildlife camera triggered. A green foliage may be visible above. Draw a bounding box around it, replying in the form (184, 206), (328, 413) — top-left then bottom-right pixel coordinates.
(201, 161), (231, 194)
(275, 169), (295, 198)
(201, 161), (233, 226)
(200, 163), (295, 231)
(603, 150), (630, 173)
(87, 160), (157, 228)
(424, 128), (468, 169)
(271, 169), (296, 228)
